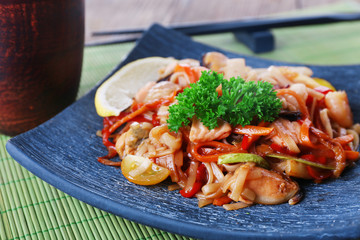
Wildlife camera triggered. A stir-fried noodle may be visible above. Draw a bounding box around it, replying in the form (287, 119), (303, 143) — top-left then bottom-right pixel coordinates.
(97, 52), (359, 210)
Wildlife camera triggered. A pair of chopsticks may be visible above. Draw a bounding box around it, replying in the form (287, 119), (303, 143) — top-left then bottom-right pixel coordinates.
(89, 13), (360, 46)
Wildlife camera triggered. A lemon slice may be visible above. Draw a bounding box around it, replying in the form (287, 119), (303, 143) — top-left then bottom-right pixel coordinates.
(95, 57), (177, 117)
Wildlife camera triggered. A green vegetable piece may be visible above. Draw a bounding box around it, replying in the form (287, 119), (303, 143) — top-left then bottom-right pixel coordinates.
(266, 154), (335, 170)
(167, 70), (282, 132)
(218, 153), (270, 169)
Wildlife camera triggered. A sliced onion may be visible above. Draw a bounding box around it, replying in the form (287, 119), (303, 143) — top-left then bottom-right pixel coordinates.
(202, 183), (222, 195)
(183, 161), (199, 192)
(204, 162), (214, 185)
(223, 202), (251, 210)
(128, 157), (152, 177)
(241, 187), (256, 202)
(229, 164), (251, 202)
(198, 198), (214, 208)
(319, 109), (333, 138)
(211, 162), (224, 182)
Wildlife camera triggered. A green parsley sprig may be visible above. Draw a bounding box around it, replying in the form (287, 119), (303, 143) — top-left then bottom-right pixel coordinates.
(167, 70), (282, 132)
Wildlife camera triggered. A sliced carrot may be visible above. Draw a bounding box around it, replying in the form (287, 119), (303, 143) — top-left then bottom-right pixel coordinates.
(109, 91), (176, 133)
(345, 150), (360, 161)
(333, 134), (354, 145)
(213, 195), (232, 206)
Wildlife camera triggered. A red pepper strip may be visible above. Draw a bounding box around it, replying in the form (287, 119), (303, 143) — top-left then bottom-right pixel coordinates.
(301, 154), (327, 165)
(239, 122), (269, 150)
(213, 195), (232, 206)
(270, 143), (285, 153)
(241, 135), (253, 151)
(306, 166), (332, 181)
(332, 134), (354, 145)
(131, 101), (144, 112)
(174, 64), (197, 83)
(301, 154), (332, 181)
(300, 154), (316, 162)
(306, 95), (314, 106)
(180, 182), (202, 198)
(180, 163), (207, 198)
(109, 91), (176, 133)
(270, 143), (297, 156)
(317, 156), (327, 164)
(97, 116), (121, 163)
(345, 150), (360, 161)
(189, 141), (245, 162)
(98, 157), (122, 166)
(277, 89), (309, 119)
(300, 118), (317, 148)
(233, 125), (274, 136)
(269, 143), (297, 156)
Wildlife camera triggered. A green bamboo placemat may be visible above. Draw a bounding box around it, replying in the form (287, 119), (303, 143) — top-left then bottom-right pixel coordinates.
(2, 2), (360, 240)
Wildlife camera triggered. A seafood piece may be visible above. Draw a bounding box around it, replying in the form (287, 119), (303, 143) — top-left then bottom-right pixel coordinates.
(244, 165), (300, 205)
(202, 52), (228, 72)
(189, 118), (231, 143)
(144, 81), (180, 103)
(223, 58), (250, 80)
(115, 122), (153, 158)
(325, 91), (353, 128)
(135, 81), (156, 103)
(224, 163), (300, 205)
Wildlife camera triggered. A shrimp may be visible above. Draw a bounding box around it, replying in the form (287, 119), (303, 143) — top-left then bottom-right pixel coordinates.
(144, 81), (180, 103)
(202, 52), (228, 72)
(189, 118), (231, 143)
(324, 91), (353, 128)
(135, 81), (156, 103)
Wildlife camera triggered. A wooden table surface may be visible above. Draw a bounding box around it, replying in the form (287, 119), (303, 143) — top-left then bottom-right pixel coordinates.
(85, 0), (360, 45)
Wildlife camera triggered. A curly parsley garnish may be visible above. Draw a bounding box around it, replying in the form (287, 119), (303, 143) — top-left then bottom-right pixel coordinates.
(167, 70), (282, 132)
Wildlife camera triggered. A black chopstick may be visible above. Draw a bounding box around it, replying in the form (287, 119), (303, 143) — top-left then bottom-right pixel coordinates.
(92, 13), (360, 37)
(85, 36), (140, 47)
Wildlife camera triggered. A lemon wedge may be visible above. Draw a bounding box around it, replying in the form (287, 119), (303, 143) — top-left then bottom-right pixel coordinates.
(313, 77), (336, 91)
(95, 57), (177, 117)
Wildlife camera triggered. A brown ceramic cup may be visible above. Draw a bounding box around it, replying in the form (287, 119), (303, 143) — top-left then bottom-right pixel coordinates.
(0, 0), (84, 136)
